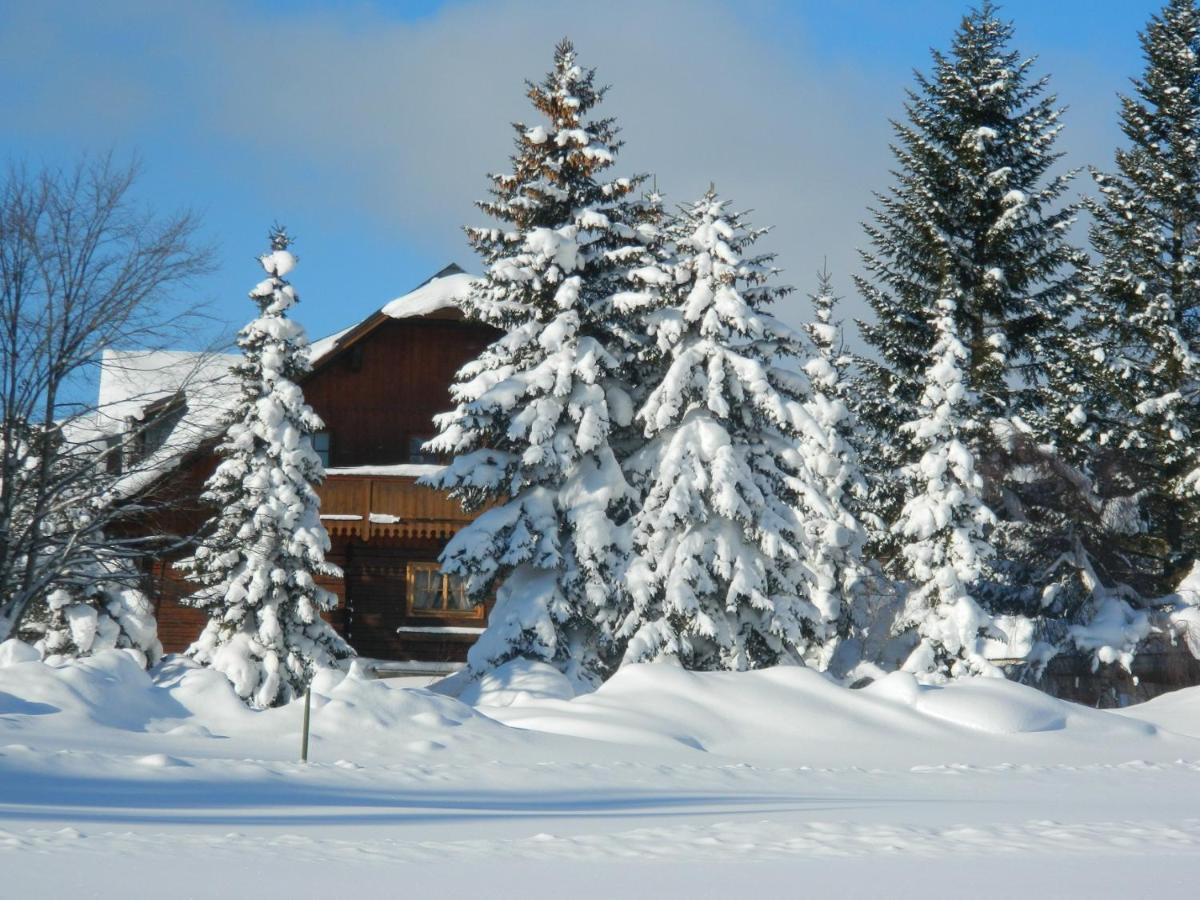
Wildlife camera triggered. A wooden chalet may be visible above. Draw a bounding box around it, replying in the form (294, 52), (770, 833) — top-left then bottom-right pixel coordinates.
(106, 265), (498, 669)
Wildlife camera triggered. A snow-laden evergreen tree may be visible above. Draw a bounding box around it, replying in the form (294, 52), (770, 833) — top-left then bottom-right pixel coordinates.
(855, 4), (1101, 675)
(425, 40), (648, 689)
(798, 267), (874, 671)
(177, 227), (351, 709)
(855, 2), (1078, 523)
(1079, 0), (1200, 624)
(616, 189), (827, 670)
(895, 287), (1002, 679)
(18, 552), (162, 667)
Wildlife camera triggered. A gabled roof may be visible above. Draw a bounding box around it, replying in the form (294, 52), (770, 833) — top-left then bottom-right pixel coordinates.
(307, 264), (473, 371)
(101, 264), (478, 496)
(96, 349), (241, 430)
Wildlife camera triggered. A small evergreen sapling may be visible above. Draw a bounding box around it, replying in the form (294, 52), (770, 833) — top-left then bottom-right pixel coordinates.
(895, 289), (1002, 680)
(799, 267), (874, 671)
(177, 227), (351, 708)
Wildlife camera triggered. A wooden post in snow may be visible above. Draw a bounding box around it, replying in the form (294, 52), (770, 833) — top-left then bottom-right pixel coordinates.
(300, 686), (312, 763)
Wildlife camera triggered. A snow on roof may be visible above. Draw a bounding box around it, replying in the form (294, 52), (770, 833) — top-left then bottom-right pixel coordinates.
(97, 349), (240, 430)
(97, 350), (242, 498)
(306, 267), (475, 368)
(379, 271), (475, 321)
(307, 325), (353, 365)
(98, 265), (476, 496)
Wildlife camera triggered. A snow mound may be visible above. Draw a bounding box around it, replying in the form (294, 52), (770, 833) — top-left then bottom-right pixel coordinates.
(312, 666), (488, 736)
(486, 663), (1163, 767)
(886, 674), (1069, 733)
(458, 659), (578, 708)
(1115, 683), (1200, 738)
(0, 648), (186, 731)
(0, 639), (40, 667)
(1, 650), (525, 768)
(135, 752), (190, 768)
(0, 647), (1193, 774)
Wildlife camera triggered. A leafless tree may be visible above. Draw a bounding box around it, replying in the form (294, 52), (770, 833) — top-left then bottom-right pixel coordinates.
(0, 155), (215, 642)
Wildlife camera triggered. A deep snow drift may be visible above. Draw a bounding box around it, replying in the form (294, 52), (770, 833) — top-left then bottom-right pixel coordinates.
(2, 643), (1200, 897)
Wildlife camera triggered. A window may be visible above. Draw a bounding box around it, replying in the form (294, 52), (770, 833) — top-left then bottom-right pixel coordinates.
(104, 435), (123, 476)
(139, 399), (186, 459)
(313, 431), (331, 467)
(406, 562), (479, 618)
(407, 434), (440, 464)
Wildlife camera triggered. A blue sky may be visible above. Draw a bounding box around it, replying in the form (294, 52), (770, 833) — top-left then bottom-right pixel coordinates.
(0, 0), (1164, 349)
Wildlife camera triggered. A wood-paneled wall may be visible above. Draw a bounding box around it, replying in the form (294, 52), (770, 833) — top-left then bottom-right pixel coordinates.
(305, 316), (494, 468)
(136, 310), (498, 662)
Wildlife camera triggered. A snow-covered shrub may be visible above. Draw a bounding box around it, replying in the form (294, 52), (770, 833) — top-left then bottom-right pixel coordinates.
(16, 554), (162, 668)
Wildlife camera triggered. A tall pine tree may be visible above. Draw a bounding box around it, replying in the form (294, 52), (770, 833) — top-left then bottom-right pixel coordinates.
(426, 40), (647, 689)
(617, 189), (826, 670)
(855, 3), (1088, 675)
(1065, 0), (1200, 665)
(178, 228), (351, 709)
(1083, 0), (1200, 591)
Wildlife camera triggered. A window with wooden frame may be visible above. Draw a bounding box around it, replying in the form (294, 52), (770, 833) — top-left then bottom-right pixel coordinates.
(405, 562), (480, 618)
(312, 431), (331, 467)
(406, 434), (441, 465)
(138, 394), (186, 460)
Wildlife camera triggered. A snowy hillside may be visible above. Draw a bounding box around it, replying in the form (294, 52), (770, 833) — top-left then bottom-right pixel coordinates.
(2, 644), (1199, 898)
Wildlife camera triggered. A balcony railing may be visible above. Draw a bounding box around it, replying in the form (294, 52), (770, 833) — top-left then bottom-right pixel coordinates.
(317, 474), (474, 541)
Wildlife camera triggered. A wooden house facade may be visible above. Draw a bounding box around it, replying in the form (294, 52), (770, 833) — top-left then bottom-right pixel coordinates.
(118, 266), (498, 669)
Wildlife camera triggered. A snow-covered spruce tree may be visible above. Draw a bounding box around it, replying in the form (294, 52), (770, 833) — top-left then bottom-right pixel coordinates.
(177, 227), (351, 709)
(798, 267), (874, 671)
(895, 287), (1002, 679)
(425, 40), (647, 689)
(616, 189), (827, 671)
(1081, 0), (1200, 624)
(855, 4), (1095, 674)
(858, 3), (1077, 434)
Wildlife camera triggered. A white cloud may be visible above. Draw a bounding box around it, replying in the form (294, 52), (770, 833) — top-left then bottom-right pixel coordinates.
(1, 0), (1128, 335)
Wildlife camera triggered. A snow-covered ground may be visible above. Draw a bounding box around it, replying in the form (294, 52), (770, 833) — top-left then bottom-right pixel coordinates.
(2, 642), (1199, 898)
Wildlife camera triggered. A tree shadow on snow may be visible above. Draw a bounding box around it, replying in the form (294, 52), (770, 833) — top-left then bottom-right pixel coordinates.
(0, 770), (913, 827)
